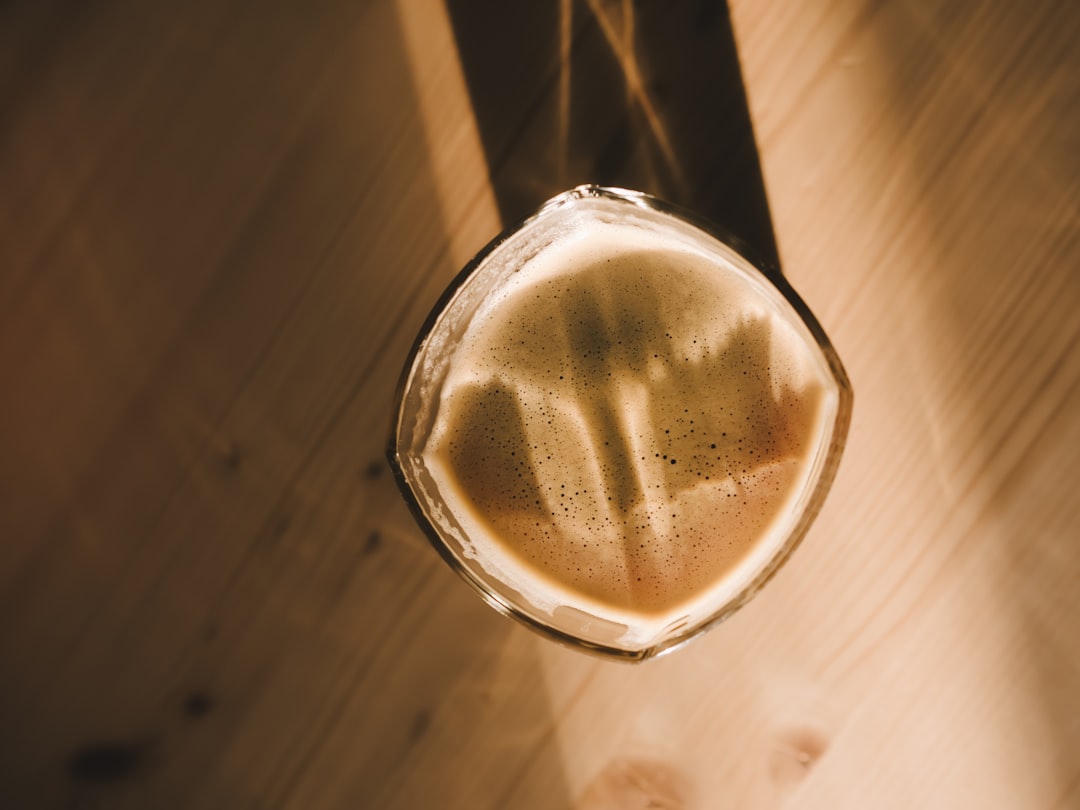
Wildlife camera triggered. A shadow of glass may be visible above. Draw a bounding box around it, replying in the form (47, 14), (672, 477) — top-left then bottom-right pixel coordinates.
(445, 0), (781, 270)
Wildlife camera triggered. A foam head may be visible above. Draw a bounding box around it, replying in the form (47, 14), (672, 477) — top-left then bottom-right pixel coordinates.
(391, 187), (851, 658)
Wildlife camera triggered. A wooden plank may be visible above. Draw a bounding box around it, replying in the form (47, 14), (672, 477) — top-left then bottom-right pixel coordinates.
(0, 0), (1077, 807)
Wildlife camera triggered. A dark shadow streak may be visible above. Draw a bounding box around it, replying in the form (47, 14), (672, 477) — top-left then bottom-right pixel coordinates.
(446, 0), (781, 270)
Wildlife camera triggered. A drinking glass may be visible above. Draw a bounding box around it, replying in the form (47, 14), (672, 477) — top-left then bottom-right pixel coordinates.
(388, 185), (851, 660)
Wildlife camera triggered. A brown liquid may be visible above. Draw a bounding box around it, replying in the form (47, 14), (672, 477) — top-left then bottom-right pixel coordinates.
(426, 234), (827, 618)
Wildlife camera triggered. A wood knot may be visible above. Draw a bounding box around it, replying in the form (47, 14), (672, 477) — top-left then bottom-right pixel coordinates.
(220, 441), (243, 471)
(408, 708), (432, 743)
(578, 757), (688, 809)
(768, 727), (828, 786)
(182, 691), (215, 719)
(67, 740), (151, 783)
(362, 530), (382, 557)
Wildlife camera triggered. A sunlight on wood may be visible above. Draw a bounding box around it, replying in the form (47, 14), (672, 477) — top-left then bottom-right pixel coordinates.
(394, 0), (500, 266)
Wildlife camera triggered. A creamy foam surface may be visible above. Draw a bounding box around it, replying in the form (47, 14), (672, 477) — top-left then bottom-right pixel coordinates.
(425, 223), (832, 630)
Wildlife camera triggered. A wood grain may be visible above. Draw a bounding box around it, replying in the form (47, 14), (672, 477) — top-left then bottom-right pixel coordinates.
(0, 0), (1077, 808)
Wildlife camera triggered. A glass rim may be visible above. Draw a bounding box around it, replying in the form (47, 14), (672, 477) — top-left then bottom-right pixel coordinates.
(387, 184), (852, 662)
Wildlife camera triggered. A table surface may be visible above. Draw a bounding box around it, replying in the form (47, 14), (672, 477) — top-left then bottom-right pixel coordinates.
(2, 1), (1078, 808)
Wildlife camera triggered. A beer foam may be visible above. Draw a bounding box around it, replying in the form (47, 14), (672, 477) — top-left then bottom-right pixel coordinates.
(425, 221), (834, 637)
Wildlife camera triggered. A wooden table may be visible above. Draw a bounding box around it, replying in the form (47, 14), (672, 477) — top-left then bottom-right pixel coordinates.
(2, 1), (1077, 807)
